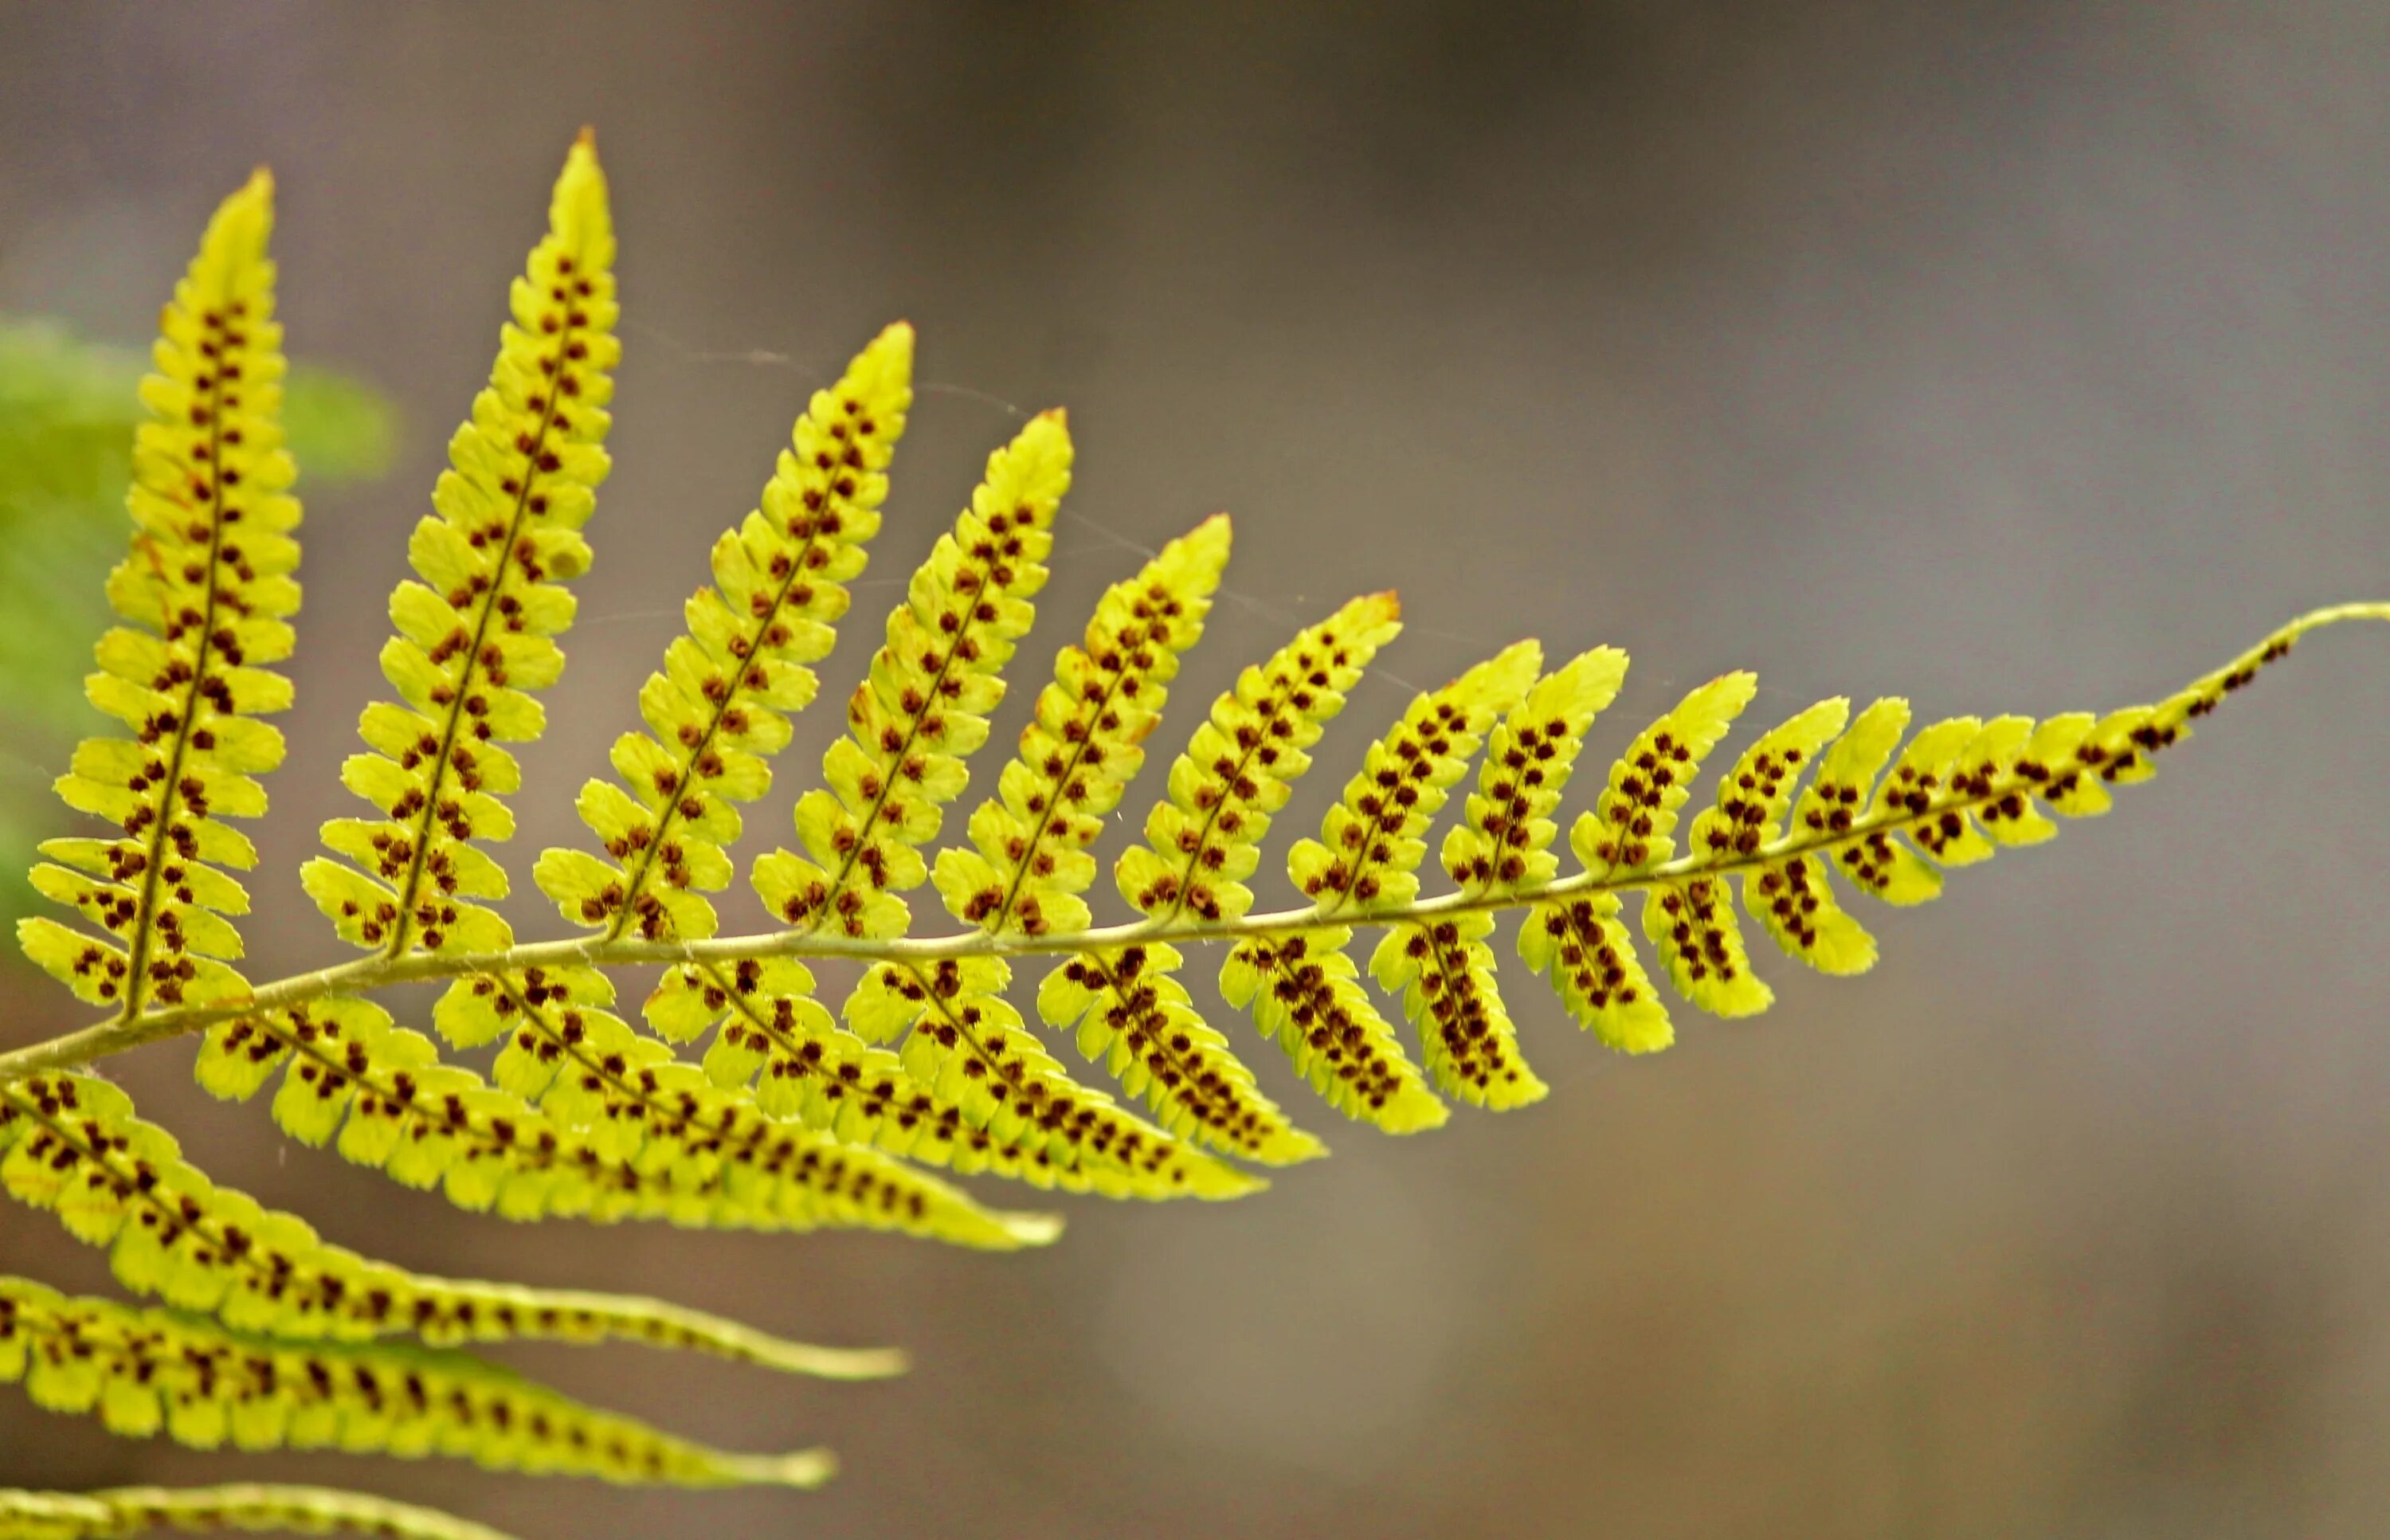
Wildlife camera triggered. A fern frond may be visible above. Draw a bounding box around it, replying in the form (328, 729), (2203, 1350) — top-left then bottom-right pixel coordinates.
(303, 133), (617, 958)
(0, 1278), (833, 1488)
(911, 515), (1308, 1166)
(1223, 641), (1541, 1116)
(194, 999), (1048, 1246)
(534, 323), (913, 943)
(433, 966), (1056, 1247)
(0, 1073), (903, 1378)
(0, 1483), (513, 1540)
(704, 420), (1244, 1199)
(1111, 594), (1440, 1134)
(18, 171), (295, 1020)
(753, 409), (1069, 937)
(840, 518), (1268, 1190)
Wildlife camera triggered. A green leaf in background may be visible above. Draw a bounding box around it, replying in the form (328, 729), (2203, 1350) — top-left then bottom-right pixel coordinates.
(0, 315), (398, 927)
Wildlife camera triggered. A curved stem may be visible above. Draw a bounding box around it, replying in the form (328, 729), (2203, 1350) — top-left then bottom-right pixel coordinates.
(6, 602), (2383, 1089)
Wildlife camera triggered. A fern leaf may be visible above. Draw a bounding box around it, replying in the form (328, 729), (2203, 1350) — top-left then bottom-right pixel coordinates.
(19, 170), (295, 1018)
(844, 955), (1258, 1197)
(904, 515), (1308, 1166)
(1108, 593), (1437, 1134)
(534, 323), (913, 942)
(1746, 695), (1906, 974)
(1216, 927), (1446, 1133)
(302, 134), (618, 958)
(1636, 697), (1848, 1019)
(1365, 648), (1628, 1107)
(0, 1278), (833, 1488)
(652, 956), (1064, 1184)
(754, 409), (1071, 940)
(715, 421), (1246, 1198)
(194, 1000), (1052, 1244)
(896, 516), (1291, 1180)
(0, 1073), (903, 1379)
(433, 967), (1056, 1247)
(932, 514), (1229, 935)
(0, 1483), (515, 1540)
(1265, 641), (1538, 1107)
(1546, 672), (1761, 1027)
(1442, 647), (1628, 895)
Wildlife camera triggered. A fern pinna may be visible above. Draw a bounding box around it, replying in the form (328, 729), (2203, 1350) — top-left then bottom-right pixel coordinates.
(2, 136), (2381, 1540)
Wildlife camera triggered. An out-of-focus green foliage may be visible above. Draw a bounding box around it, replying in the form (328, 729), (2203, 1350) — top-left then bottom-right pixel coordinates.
(0, 315), (396, 924)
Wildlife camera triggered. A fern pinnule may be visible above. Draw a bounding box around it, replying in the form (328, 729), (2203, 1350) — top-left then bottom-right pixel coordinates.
(931, 512), (1230, 938)
(303, 133), (617, 960)
(433, 965), (1056, 1248)
(753, 409), (1071, 940)
(195, 998), (1044, 1244)
(1123, 593), (1443, 1134)
(20, 170), (294, 1019)
(0, 1073), (903, 1379)
(534, 322), (914, 944)
(840, 518), (1273, 1192)
(1005, 515), (1320, 1163)
(707, 423), (1244, 1199)
(0, 1279), (834, 1489)
(1223, 641), (1541, 1116)
(0, 1483), (516, 1540)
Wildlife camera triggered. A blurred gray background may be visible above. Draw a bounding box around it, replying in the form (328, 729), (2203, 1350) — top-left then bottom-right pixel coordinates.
(6, 3), (2390, 1535)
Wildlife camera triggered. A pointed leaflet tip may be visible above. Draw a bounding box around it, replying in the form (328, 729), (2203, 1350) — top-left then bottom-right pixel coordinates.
(577, 123), (598, 148)
(998, 1209), (1068, 1246)
(551, 131), (612, 253)
(723, 1447), (840, 1489)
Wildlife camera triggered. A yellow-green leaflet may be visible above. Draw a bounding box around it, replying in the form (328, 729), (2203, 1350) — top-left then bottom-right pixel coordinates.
(1271, 641), (1538, 1107)
(930, 516), (1312, 1167)
(193, 996), (1052, 1244)
(1145, 594), (1443, 1134)
(302, 134), (619, 959)
(0, 1483), (515, 1540)
(891, 517), (1270, 1185)
(534, 323), (914, 944)
(428, 965), (1060, 1248)
(754, 409), (1072, 942)
(21, 170), (295, 1018)
(0, 1072), (901, 1379)
(0, 1279), (833, 1488)
(736, 425), (1243, 1200)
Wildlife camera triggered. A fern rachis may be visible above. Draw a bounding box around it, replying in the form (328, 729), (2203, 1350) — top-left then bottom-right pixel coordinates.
(1, 133), (2382, 1540)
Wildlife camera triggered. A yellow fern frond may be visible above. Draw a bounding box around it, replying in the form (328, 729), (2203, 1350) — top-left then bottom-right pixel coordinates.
(302, 133), (618, 959)
(913, 515), (1311, 1166)
(433, 966), (1056, 1248)
(534, 323), (914, 943)
(0, 1073), (902, 1378)
(21, 170), (294, 1019)
(0, 1278), (833, 1488)
(194, 997), (1048, 1243)
(1274, 641), (1540, 1107)
(0, 1484), (515, 1540)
